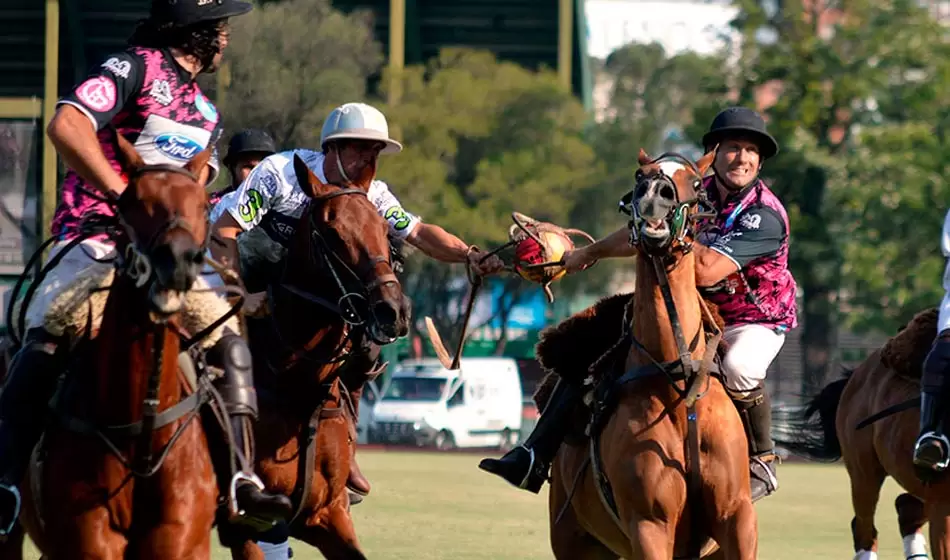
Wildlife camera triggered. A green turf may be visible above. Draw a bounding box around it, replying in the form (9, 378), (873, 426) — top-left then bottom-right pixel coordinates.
(24, 450), (914, 559)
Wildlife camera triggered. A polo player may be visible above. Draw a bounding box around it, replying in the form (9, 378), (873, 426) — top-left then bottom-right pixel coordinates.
(479, 106), (799, 503)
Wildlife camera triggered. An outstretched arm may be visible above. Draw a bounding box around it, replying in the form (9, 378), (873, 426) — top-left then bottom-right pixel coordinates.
(406, 222), (504, 276)
(563, 226), (637, 273)
(406, 222), (470, 263)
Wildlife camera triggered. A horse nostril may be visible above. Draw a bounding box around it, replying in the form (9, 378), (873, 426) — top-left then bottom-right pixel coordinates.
(372, 301), (399, 330)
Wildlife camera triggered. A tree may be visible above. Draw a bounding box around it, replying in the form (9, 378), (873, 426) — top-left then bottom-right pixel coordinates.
(213, 0), (383, 149)
(721, 0), (949, 392)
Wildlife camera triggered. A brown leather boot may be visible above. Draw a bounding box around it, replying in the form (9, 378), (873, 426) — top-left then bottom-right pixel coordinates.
(345, 383), (371, 496)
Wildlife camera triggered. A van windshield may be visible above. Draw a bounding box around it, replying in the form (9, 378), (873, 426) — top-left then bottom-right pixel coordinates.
(383, 377), (448, 402)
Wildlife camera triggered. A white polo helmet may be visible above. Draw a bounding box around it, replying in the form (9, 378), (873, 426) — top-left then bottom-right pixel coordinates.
(320, 102), (403, 154)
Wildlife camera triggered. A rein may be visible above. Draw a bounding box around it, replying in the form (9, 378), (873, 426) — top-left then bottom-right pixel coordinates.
(582, 153), (723, 559)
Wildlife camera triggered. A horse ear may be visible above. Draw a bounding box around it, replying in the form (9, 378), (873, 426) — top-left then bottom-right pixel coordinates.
(696, 148), (716, 175)
(637, 148), (651, 166)
(293, 153), (325, 198)
(184, 146), (213, 184)
(114, 131), (145, 173)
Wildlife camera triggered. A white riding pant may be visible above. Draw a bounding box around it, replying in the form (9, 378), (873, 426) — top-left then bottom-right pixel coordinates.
(24, 239), (116, 332)
(720, 323), (786, 393)
(22, 239), (239, 347)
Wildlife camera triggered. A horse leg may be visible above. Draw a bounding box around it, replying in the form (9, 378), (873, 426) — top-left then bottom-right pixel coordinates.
(927, 500), (950, 560)
(708, 499), (757, 560)
(847, 458), (886, 557)
(294, 505), (365, 560)
(547, 469), (618, 560)
(896, 493), (929, 559)
(627, 517), (672, 560)
(135, 525), (212, 560)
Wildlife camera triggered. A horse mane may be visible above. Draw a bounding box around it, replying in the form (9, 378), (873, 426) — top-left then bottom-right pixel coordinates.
(532, 292), (726, 411)
(880, 307), (938, 382)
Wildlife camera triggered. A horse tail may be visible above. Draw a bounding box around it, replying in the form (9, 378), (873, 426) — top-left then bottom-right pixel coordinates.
(773, 369), (853, 462)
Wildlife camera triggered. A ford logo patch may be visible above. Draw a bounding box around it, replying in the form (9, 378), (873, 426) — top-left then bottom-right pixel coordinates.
(156, 133), (202, 161)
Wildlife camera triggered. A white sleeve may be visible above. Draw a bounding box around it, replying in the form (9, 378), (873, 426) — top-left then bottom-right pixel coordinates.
(370, 180), (420, 240)
(938, 209), (950, 333)
(216, 157), (285, 231)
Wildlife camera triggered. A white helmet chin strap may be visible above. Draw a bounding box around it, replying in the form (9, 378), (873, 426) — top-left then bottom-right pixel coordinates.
(335, 152), (353, 184)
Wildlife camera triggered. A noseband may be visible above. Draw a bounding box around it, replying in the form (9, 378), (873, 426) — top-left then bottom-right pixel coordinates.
(623, 153), (716, 255)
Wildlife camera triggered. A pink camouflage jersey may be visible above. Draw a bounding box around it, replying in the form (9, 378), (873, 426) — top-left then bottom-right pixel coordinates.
(695, 176), (799, 331)
(52, 47), (222, 239)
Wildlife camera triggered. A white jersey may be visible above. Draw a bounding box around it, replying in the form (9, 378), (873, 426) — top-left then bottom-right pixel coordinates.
(939, 208), (950, 333)
(210, 149), (420, 287)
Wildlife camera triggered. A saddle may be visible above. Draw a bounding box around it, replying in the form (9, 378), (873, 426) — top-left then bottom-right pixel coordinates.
(533, 291), (728, 442)
(879, 307), (937, 384)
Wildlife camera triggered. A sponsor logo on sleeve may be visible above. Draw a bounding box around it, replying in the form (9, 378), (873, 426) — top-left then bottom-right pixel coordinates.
(101, 57), (131, 79)
(75, 77), (117, 112)
(384, 206), (412, 230)
(739, 213), (761, 230)
(239, 190), (265, 223)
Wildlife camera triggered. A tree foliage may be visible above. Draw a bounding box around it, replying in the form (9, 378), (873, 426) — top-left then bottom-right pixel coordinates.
(217, 0), (382, 149)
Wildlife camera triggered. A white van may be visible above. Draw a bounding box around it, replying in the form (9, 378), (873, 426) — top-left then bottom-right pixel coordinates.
(369, 357), (523, 450)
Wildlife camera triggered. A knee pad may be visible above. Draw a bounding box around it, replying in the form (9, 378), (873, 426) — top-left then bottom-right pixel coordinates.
(209, 333), (257, 419)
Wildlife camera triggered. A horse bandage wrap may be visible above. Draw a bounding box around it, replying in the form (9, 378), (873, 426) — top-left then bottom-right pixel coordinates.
(33, 265), (240, 350)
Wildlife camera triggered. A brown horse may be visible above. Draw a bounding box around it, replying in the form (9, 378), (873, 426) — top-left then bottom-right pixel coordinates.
(225, 154), (408, 560)
(537, 149), (756, 559)
(1, 133), (223, 558)
(775, 307), (946, 559)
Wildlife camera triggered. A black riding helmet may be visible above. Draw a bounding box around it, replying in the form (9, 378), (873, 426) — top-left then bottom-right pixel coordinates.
(223, 129), (277, 167)
(150, 0), (252, 27)
(701, 107), (779, 160)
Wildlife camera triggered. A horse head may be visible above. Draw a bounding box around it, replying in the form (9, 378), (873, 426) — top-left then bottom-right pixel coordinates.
(112, 131), (211, 317)
(284, 153), (409, 347)
(624, 148), (716, 258)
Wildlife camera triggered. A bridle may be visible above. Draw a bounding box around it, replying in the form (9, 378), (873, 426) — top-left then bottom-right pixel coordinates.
(622, 152), (717, 258)
(268, 186), (402, 370)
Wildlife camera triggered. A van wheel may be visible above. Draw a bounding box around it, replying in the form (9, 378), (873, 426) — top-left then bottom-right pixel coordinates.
(435, 430), (455, 451)
(499, 428), (516, 452)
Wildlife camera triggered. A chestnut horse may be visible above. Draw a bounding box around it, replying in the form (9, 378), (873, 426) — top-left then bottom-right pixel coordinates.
(0, 134), (227, 558)
(775, 307), (947, 559)
(224, 154), (408, 560)
(542, 149), (756, 559)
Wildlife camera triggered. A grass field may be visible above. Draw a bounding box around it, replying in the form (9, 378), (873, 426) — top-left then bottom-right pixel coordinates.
(24, 449), (913, 559)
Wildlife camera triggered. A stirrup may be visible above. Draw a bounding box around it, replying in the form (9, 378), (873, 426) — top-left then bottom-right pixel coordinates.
(750, 456), (778, 492)
(516, 446), (537, 489)
(914, 432), (950, 470)
(0, 483), (21, 537)
(228, 471), (267, 519)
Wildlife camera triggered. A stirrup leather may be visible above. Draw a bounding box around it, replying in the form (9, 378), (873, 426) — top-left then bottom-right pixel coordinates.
(0, 483), (21, 536)
(914, 431), (950, 470)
